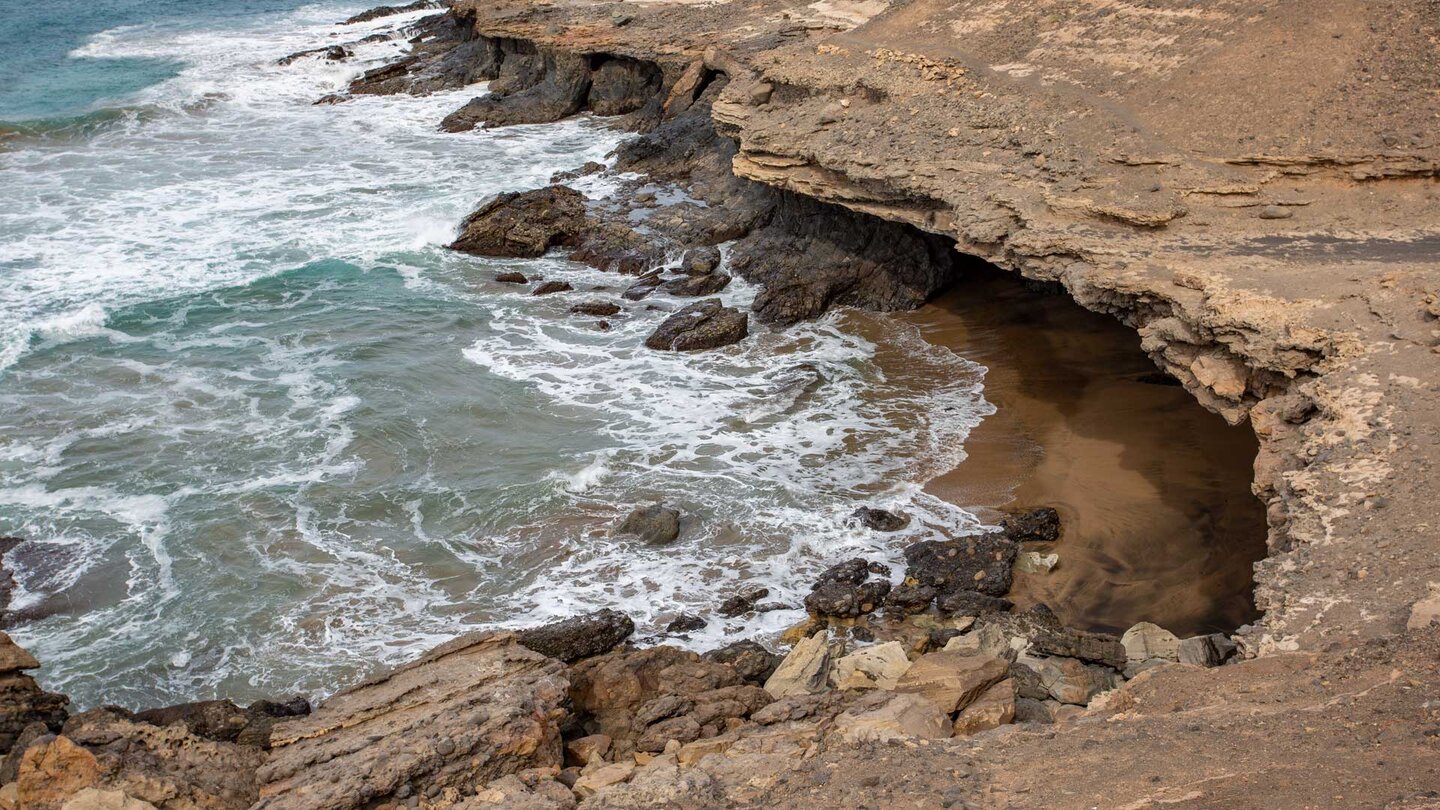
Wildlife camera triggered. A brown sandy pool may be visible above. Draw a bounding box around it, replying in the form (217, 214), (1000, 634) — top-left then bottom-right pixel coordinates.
(903, 269), (1267, 637)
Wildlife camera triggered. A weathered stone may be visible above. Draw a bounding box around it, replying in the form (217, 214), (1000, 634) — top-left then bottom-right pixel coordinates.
(952, 679), (1015, 736)
(53, 788), (156, 810)
(532, 280), (574, 296)
(1177, 634), (1238, 667)
(256, 633), (568, 810)
(586, 57), (662, 117)
(614, 505), (681, 545)
(450, 186), (588, 258)
(803, 559), (892, 618)
(131, 697), (307, 750)
(903, 532), (1017, 599)
(701, 641), (779, 685)
(1015, 551), (1058, 573)
(665, 614), (707, 634)
(1407, 589), (1440, 630)
(644, 299), (748, 352)
(717, 586), (769, 617)
(1014, 654), (1121, 705)
(974, 606), (1127, 669)
(835, 692), (950, 743)
(0, 665), (68, 759)
(0, 633), (38, 673)
(895, 652), (1009, 713)
(884, 583), (936, 615)
(831, 642), (912, 690)
(572, 300), (622, 317)
(850, 506), (910, 532)
(762, 633), (836, 698)
(572, 761), (636, 798)
(1121, 622), (1181, 663)
(518, 609), (635, 663)
(681, 247), (722, 276)
(662, 272), (731, 297)
(621, 274), (663, 301)
(936, 590), (1013, 616)
(565, 734), (612, 766)
(1000, 507), (1061, 543)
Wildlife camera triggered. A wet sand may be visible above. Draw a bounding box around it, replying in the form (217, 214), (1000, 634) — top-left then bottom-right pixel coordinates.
(904, 269), (1267, 637)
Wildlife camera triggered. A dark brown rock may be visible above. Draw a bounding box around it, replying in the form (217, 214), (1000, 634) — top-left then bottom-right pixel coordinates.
(496, 271), (529, 284)
(903, 532), (1019, 599)
(702, 641), (781, 686)
(681, 246), (722, 276)
(572, 300), (622, 317)
(614, 505), (681, 545)
(643, 299), (748, 352)
(517, 609), (635, 663)
(803, 559), (893, 618)
(850, 507), (911, 532)
(622, 273), (663, 301)
(0, 634), (67, 759)
(532, 280), (574, 296)
(662, 272), (731, 297)
(665, 614), (707, 634)
(1001, 507), (1062, 543)
(717, 586), (769, 617)
(450, 186), (588, 258)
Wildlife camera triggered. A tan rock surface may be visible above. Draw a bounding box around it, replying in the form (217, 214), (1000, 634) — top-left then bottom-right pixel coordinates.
(895, 652), (1008, 713)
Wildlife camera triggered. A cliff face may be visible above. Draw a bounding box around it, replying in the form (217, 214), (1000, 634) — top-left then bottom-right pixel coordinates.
(433, 0), (1440, 656)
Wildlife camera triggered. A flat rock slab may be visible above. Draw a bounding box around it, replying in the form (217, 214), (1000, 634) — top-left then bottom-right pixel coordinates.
(255, 632), (568, 810)
(895, 651), (1008, 713)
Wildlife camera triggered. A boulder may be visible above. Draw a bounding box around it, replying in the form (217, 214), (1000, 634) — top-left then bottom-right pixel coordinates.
(643, 300), (748, 352)
(894, 652), (1009, 714)
(19, 710), (262, 810)
(613, 505), (681, 545)
(1000, 507), (1061, 543)
(518, 609), (636, 663)
(883, 583), (936, 615)
(803, 559), (892, 618)
(1013, 654), (1121, 705)
(830, 642), (912, 691)
(952, 679), (1015, 736)
(850, 507), (910, 532)
(834, 692), (950, 744)
(497, 271), (529, 284)
(1177, 634), (1238, 667)
(572, 761), (636, 798)
(681, 247), (722, 276)
(902, 532), (1018, 599)
(572, 300), (622, 317)
(450, 186), (588, 258)
(532, 280), (573, 296)
(565, 734), (612, 766)
(716, 586), (769, 617)
(1121, 622), (1180, 663)
(701, 641), (779, 685)
(762, 633), (837, 698)
(621, 274), (663, 301)
(664, 614), (707, 634)
(0, 634), (67, 758)
(661, 273), (731, 297)
(256, 633), (568, 810)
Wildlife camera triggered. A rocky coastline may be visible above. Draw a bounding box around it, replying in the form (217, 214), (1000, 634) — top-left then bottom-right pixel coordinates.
(6, 0), (1440, 806)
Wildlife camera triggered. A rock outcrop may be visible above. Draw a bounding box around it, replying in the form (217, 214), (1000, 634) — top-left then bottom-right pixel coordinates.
(0, 634), (67, 759)
(643, 300), (748, 352)
(450, 186), (588, 258)
(517, 609), (636, 664)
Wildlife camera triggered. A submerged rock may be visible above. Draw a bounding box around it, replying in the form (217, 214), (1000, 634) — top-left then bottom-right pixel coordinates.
(614, 505), (681, 545)
(643, 299), (748, 352)
(665, 614), (707, 634)
(850, 507), (910, 532)
(496, 271), (529, 284)
(518, 609), (636, 663)
(804, 559), (892, 618)
(450, 186), (588, 258)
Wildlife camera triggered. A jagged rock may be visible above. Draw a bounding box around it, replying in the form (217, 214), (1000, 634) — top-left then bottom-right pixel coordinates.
(681, 247), (722, 276)
(573, 761), (637, 798)
(586, 58), (662, 117)
(496, 271), (529, 284)
(643, 300), (748, 352)
(895, 652), (1009, 713)
(131, 697), (308, 750)
(441, 48), (592, 131)
(884, 583), (936, 615)
(276, 45), (351, 66)
(614, 505), (681, 545)
(974, 606), (1127, 669)
(850, 507), (910, 532)
(902, 532), (1018, 599)
(1000, 507), (1061, 543)
(572, 300), (622, 317)
(701, 641), (779, 685)
(450, 186), (588, 258)
(803, 559), (892, 618)
(831, 641), (912, 690)
(0, 634), (67, 758)
(834, 692), (950, 744)
(621, 274), (663, 301)
(936, 590), (1014, 616)
(518, 609), (636, 663)
(716, 586), (769, 617)
(568, 646), (770, 758)
(1177, 634), (1238, 667)
(665, 614), (707, 634)
(343, 0), (440, 24)
(19, 709), (262, 810)
(762, 633), (837, 698)
(661, 272), (731, 297)
(1121, 622), (1181, 663)
(952, 679), (1015, 736)
(532, 280), (574, 296)
(1013, 653), (1121, 705)
(565, 734), (612, 766)
(469, 773), (577, 809)
(255, 632), (568, 810)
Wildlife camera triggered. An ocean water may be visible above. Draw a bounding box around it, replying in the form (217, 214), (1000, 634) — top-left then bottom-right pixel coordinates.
(0, 1), (993, 709)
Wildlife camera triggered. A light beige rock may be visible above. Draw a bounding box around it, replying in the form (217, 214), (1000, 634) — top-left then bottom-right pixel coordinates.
(1015, 552), (1058, 574)
(942, 634), (983, 655)
(952, 679), (1015, 736)
(0, 634), (39, 673)
(572, 761), (636, 798)
(1407, 589), (1440, 630)
(1018, 654), (1121, 706)
(1121, 622), (1180, 662)
(763, 633), (836, 698)
(0, 783), (18, 810)
(835, 692), (950, 743)
(831, 642), (911, 690)
(675, 737), (733, 767)
(565, 734), (612, 766)
(1177, 634), (1237, 667)
(60, 789), (158, 810)
(895, 652), (1008, 713)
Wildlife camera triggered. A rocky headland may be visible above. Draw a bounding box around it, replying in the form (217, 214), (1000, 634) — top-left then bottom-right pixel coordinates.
(6, 0), (1440, 806)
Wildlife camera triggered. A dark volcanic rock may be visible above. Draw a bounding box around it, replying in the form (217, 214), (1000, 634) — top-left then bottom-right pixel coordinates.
(277, 45), (351, 66)
(343, 0), (441, 25)
(441, 47), (591, 131)
(665, 614), (707, 634)
(803, 558), (893, 618)
(133, 696), (310, 750)
(717, 586), (770, 617)
(587, 57), (663, 116)
(702, 641), (781, 685)
(532, 280), (574, 296)
(903, 532), (1019, 598)
(517, 608), (635, 663)
(662, 272), (731, 297)
(884, 582), (937, 615)
(682, 246), (722, 276)
(622, 273), (664, 301)
(644, 299), (748, 352)
(614, 504), (681, 545)
(936, 590), (1015, 616)
(851, 506), (911, 532)
(450, 186), (587, 258)
(572, 300), (622, 317)
(1001, 507), (1062, 543)
(496, 271), (529, 284)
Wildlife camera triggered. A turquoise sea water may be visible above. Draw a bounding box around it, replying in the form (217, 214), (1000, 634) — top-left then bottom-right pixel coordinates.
(0, 1), (991, 709)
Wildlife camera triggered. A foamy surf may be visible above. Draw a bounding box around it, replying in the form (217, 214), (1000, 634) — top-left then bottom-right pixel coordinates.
(0, 1), (996, 711)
